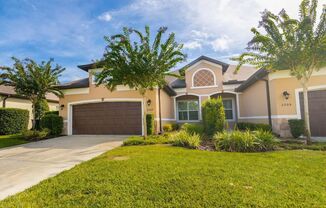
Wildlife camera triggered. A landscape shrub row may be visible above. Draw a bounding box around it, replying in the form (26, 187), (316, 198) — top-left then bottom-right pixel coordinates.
(236, 122), (272, 132)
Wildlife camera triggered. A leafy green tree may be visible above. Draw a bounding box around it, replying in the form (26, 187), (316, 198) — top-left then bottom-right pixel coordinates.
(232, 0), (326, 143)
(0, 58), (65, 130)
(96, 26), (186, 137)
(35, 99), (49, 129)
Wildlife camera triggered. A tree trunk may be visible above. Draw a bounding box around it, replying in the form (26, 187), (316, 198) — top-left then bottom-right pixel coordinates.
(143, 96), (148, 139)
(31, 100), (37, 130)
(302, 82), (311, 144)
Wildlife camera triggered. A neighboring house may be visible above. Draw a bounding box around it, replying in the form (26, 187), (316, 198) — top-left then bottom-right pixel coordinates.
(58, 55), (326, 137)
(0, 85), (59, 129)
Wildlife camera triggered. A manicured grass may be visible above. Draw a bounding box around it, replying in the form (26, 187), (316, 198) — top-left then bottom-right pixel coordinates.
(0, 134), (28, 149)
(1, 146), (326, 207)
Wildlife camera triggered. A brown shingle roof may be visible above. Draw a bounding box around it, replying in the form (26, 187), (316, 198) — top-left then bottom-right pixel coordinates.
(0, 85), (59, 102)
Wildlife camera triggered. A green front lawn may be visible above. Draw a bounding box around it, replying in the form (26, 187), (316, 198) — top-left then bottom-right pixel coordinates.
(0, 134), (28, 149)
(1, 146), (326, 207)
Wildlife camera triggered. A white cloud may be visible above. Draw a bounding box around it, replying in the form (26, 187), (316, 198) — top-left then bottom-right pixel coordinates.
(183, 41), (202, 50)
(211, 36), (232, 51)
(98, 12), (112, 22)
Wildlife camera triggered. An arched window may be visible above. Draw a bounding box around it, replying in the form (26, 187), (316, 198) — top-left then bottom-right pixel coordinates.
(192, 69), (216, 87)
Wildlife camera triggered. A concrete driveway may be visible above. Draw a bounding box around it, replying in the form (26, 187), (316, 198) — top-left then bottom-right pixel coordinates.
(0, 135), (125, 200)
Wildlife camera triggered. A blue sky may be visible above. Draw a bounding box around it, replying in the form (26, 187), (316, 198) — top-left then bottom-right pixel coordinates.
(0, 0), (323, 83)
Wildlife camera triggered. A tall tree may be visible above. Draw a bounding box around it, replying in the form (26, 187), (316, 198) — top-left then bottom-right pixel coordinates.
(0, 58), (65, 129)
(232, 0), (326, 143)
(96, 26), (186, 137)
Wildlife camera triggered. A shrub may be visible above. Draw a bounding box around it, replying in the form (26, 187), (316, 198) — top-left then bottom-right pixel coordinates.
(254, 130), (279, 151)
(236, 122), (272, 132)
(146, 114), (154, 135)
(288, 119), (305, 138)
(163, 123), (173, 132)
(41, 114), (63, 136)
(45, 111), (59, 116)
(202, 97), (225, 135)
(0, 108), (29, 135)
(171, 123), (180, 131)
(214, 131), (256, 152)
(214, 130), (278, 152)
(181, 123), (204, 135)
(23, 128), (50, 141)
(123, 135), (171, 146)
(170, 131), (200, 149)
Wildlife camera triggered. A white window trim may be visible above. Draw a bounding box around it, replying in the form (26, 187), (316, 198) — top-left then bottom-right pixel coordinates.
(173, 93), (202, 122)
(176, 100), (200, 122)
(67, 98), (144, 136)
(191, 68), (218, 89)
(222, 98), (236, 122)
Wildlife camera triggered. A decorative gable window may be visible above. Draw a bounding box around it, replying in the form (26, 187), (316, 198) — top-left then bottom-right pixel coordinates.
(192, 69), (216, 88)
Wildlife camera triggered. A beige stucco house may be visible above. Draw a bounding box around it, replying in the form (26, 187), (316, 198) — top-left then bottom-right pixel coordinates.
(0, 85), (59, 129)
(58, 56), (326, 137)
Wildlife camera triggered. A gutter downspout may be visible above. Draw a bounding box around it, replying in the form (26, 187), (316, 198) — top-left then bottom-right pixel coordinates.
(262, 79), (272, 127)
(158, 88), (162, 134)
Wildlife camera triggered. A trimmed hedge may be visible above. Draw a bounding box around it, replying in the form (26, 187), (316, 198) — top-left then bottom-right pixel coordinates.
(0, 108), (29, 135)
(236, 122), (272, 132)
(202, 97), (226, 135)
(45, 111), (59, 116)
(146, 114), (154, 135)
(288, 119), (305, 138)
(41, 114), (63, 136)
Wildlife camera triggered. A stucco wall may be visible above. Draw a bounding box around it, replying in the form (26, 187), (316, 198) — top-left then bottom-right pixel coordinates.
(238, 80), (268, 118)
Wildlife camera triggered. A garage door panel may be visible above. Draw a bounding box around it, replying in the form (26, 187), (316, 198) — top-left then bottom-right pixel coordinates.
(299, 90), (326, 137)
(72, 102), (142, 135)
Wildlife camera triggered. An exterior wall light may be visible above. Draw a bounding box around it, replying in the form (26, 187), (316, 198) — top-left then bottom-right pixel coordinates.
(147, 99), (152, 106)
(60, 104), (65, 110)
(283, 91), (290, 100)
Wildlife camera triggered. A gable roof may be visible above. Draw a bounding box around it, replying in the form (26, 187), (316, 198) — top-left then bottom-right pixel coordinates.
(181, 55), (229, 73)
(235, 69), (269, 92)
(78, 61), (104, 71)
(58, 78), (89, 89)
(170, 79), (186, 88)
(0, 85), (59, 102)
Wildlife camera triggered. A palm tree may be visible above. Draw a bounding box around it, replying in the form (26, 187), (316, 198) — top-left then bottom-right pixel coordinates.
(0, 57), (65, 129)
(232, 0), (326, 143)
(96, 26), (186, 137)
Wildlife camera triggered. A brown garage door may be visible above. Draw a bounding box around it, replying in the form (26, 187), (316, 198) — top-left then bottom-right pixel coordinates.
(72, 102), (142, 135)
(299, 90), (326, 136)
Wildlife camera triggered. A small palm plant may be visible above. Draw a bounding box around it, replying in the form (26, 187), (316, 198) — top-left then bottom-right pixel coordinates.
(0, 58), (65, 129)
(232, 0), (326, 143)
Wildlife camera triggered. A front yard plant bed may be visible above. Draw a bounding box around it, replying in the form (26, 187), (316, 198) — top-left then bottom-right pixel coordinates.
(1, 146), (325, 207)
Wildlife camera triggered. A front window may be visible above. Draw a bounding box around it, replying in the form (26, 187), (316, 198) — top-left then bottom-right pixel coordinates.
(223, 99), (234, 120)
(177, 100), (199, 121)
